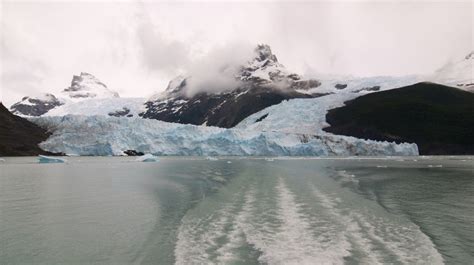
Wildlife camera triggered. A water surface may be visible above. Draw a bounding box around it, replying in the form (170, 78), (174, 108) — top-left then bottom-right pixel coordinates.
(0, 156), (473, 264)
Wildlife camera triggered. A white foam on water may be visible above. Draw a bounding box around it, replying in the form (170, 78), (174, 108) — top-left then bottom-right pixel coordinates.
(237, 178), (349, 265)
(337, 170), (360, 185)
(215, 189), (257, 264)
(352, 212), (444, 265)
(175, 204), (236, 264)
(310, 185), (383, 264)
(427, 165), (443, 168)
(175, 173), (444, 265)
(225, 187), (288, 264)
(310, 181), (444, 264)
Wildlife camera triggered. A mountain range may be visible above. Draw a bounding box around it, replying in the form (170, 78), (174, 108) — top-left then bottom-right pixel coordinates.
(3, 45), (473, 156)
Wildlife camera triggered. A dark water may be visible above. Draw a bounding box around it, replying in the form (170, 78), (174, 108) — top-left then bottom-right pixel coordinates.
(0, 156), (472, 264)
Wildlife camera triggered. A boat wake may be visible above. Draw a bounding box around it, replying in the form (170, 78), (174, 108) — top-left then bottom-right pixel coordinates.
(174, 173), (444, 264)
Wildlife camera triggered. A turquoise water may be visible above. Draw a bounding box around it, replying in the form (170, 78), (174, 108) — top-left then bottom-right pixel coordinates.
(0, 156), (473, 264)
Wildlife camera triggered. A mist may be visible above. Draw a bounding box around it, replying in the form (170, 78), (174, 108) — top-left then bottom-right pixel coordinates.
(183, 42), (256, 96)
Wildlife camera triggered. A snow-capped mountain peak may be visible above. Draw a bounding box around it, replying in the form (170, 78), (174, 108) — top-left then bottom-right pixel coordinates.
(238, 44), (292, 84)
(254, 44), (278, 63)
(147, 75), (188, 102)
(62, 72), (120, 100)
(165, 75), (187, 93)
(141, 44), (321, 127)
(10, 72), (140, 117)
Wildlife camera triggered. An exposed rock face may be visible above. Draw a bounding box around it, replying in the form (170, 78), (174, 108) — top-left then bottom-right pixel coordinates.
(10, 94), (64, 117)
(108, 107), (131, 117)
(141, 44), (321, 128)
(123, 150), (144, 156)
(335, 84), (347, 90)
(324, 82), (474, 155)
(465, 51), (474, 60)
(352, 86), (380, 93)
(0, 103), (55, 156)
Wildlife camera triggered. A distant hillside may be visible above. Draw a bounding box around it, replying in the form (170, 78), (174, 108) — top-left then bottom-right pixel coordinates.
(0, 103), (54, 156)
(324, 82), (474, 155)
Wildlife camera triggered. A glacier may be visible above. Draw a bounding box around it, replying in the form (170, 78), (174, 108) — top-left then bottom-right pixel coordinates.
(32, 114), (418, 156)
(27, 71), (422, 157)
(45, 97), (146, 118)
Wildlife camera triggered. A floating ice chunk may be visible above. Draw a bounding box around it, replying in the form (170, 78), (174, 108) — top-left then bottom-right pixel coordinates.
(427, 165), (443, 168)
(136, 154), (159, 162)
(0, 158), (5, 162)
(206, 156), (218, 161)
(38, 155), (66, 163)
(226, 161), (232, 164)
(265, 158), (274, 161)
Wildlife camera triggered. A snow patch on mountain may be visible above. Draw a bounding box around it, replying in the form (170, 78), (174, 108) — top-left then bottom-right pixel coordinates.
(430, 51), (474, 91)
(45, 97), (146, 117)
(148, 75), (188, 101)
(31, 115), (418, 156)
(295, 75), (421, 96)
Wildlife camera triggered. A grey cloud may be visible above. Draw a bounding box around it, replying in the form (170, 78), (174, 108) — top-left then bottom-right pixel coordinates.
(184, 42), (255, 96)
(135, 7), (190, 74)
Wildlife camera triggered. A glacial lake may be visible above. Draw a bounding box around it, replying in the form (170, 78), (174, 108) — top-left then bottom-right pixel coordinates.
(0, 156), (473, 264)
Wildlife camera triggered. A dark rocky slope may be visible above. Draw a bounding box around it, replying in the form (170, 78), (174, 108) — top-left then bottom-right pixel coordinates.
(0, 103), (54, 156)
(324, 82), (474, 155)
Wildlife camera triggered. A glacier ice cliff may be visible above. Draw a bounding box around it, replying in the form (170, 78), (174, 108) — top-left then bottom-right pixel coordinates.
(32, 115), (418, 156)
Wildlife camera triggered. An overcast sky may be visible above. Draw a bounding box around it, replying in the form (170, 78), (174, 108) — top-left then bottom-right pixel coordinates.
(1, 0), (472, 106)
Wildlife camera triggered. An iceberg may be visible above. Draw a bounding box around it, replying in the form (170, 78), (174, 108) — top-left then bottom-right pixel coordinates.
(136, 154), (159, 162)
(38, 155), (66, 163)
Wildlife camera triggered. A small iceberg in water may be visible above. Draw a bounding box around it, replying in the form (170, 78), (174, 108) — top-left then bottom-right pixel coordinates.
(38, 155), (66, 164)
(206, 156), (218, 161)
(136, 154), (159, 162)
